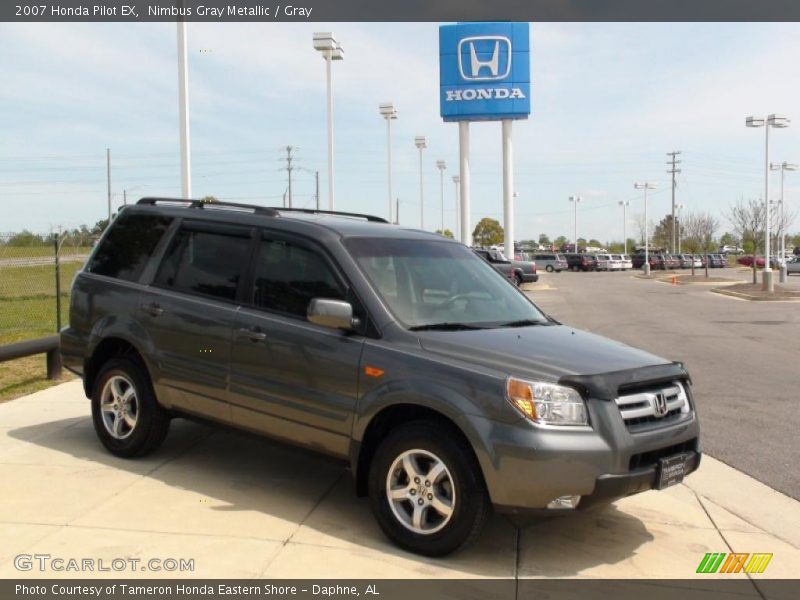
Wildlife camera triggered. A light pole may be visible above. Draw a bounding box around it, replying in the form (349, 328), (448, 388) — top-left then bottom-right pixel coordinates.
(618, 200), (630, 254)
(379, 103), (398, 223)
(176, 19), (192, 199)
(436, 160), (447, 233)
(676, 203), (685, 253)
(414, 136), (427, 228)
(746, 114), (790, 292)
(568, 196), (582, 253)
(634, 182), (657, 275)
(313, 32), (343, 210)
(452, 175), (460, 241)
(769, 161), (797, 282)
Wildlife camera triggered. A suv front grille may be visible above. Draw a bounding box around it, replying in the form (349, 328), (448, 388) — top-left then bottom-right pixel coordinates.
(615, 381), (692, 431)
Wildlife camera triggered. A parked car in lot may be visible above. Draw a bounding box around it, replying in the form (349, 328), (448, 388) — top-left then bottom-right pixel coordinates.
(735, 255), (781, 269)
(594, 253), (622, 271)
(474, 248), (538, 286)
(632, 253), (665, 270)
(613, 254), (632, 270)
(663, 254), (681, 270)
(564, 253), (597, 271)
(532, 252), (568, 273)
(787, 256), (800, 274)
(61, 198), (701, 556)
(705, 254), (726, 268)
(719, 245), (744, 255)
(676, 254), (699, 269)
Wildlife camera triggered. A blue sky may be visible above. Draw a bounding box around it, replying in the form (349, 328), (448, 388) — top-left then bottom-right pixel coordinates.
(2, 22), (800, 241)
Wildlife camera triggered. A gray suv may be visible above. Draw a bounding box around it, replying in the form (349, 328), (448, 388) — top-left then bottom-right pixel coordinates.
(61, 198), (701, 556)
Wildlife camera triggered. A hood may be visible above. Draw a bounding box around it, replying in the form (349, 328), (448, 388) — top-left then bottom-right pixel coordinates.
(418, 324), (682, 399)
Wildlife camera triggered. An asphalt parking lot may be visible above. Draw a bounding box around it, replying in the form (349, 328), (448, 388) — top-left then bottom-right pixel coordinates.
(529, 268), (800, 499)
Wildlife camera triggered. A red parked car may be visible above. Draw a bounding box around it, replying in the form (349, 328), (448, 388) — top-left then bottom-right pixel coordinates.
(737, 256), (766, 268)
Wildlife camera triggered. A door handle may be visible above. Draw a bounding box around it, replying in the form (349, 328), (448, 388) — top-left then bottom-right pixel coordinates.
(142, 302), (164, 317)
(238, 327), (267, 342)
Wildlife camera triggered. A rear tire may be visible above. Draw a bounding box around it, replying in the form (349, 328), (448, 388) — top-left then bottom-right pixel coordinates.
(514, 273), (523, 287)
(91, 357), (170, 458)
(546, 265), (554, 273)
(368, 421), (491, 557)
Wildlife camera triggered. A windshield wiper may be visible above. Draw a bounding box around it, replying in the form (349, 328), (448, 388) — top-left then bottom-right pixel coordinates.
(408, 322), (486, 331)
(498, 319), (548, 328)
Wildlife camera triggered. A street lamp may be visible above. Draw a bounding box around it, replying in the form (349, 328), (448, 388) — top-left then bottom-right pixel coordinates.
(769, 161), (797, 282)
(436, 160), (447, 233)
(414, 136), (427, 228)
(676, 203), (685, 253)
(618, 200), (630, 254)
(746, 113), (790, 292)
(452, 175), (460, 240)
(568, 195), (582, 253)
(634, 182), (657, 275)
(379, 103), (398, 223)
(313, 32), (344, 210)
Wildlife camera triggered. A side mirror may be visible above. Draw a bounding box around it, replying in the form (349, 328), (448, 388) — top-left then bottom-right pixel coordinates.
(307, 298), (358, 331)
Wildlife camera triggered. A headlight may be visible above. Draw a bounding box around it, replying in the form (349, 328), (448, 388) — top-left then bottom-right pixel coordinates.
(506, 377), (589, 427)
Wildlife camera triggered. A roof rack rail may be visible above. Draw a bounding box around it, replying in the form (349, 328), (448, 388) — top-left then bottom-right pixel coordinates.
(137, 197), (279, 216)
(270, 207), (388, 223)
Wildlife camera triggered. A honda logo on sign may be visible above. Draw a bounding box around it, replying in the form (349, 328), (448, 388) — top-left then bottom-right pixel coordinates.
(458, 36), (512, 81)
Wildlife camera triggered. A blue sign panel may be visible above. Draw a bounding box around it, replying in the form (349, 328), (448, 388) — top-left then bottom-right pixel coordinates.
(439, 22), (531, 122)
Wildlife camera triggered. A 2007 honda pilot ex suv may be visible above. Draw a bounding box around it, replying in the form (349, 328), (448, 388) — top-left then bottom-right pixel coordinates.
(61, 198), (701, 556)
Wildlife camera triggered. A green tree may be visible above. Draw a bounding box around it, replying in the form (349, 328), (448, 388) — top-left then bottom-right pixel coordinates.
(6, 230), (47, 246)
(652, 214), (683, 251)
(472, 218), (504, 247)
(719, 231), (737, 248)
(554, 235), (568, 250)
(435, 229), (454, 239)
(538, 233), (551, 246)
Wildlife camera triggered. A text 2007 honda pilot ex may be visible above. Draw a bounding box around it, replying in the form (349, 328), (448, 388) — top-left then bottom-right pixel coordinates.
(61, 198), (701, 556)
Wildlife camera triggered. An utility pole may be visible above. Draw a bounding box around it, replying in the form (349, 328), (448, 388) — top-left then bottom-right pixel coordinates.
(106, 148), (111, 223)
(282, 146), (296, 208)
(395, 197), (400, 225)
(667, 151), (682, 253)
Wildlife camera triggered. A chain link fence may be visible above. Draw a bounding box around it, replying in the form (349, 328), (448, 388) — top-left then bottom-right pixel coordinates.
(0, 231), (95, 346)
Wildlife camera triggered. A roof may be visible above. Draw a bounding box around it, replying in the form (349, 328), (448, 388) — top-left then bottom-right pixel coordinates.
(128, 197), (451, 243)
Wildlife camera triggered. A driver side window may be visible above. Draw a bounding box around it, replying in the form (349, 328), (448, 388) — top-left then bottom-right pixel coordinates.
(252, 238), (345, 318)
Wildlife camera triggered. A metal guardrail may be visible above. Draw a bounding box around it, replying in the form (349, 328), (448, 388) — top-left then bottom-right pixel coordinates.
(0, 335), (62, 380)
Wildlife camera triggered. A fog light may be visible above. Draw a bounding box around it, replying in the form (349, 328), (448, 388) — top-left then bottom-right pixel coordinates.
(546, 495), (581, 509)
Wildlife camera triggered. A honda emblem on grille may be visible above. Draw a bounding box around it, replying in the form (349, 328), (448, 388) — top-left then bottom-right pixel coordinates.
(653, 392), (669, 417)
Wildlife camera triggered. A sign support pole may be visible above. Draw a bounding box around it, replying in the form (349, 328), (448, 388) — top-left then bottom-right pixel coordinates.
(502, 119), (514, 258)
(459, 121), (471, 246)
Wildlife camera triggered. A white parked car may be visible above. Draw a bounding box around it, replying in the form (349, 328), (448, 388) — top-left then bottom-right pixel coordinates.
(595, 253), (622, 271)
(613, 254), (632, 270)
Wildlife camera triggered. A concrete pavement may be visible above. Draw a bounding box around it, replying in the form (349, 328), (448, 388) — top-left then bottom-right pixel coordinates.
(1, 381), (798, 580)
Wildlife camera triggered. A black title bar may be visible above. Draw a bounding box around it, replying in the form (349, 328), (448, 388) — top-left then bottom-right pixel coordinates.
(4, 0), (800, 22)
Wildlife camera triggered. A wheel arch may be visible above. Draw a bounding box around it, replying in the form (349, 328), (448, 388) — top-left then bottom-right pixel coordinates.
(351, 402), (485, 498)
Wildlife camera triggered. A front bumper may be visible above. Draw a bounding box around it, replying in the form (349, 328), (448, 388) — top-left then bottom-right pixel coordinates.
(461, 392), (701, 512)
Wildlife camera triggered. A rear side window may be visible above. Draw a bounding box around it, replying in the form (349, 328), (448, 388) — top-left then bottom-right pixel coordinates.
(252, 238), (344, 318)
(155, 228), (251, 301)
(87, 212), (172, 282)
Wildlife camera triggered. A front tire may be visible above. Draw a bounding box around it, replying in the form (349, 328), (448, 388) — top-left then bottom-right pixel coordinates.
(546, 265), (554, 273)
(368, 421), (491, 556)
(91, 357), (170, 458)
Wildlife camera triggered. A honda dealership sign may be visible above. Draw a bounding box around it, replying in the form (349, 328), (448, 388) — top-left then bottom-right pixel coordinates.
(439, 22), (530, 121)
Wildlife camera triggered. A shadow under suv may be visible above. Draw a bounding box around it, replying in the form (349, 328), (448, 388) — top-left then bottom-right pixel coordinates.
(61, 198), (701, 556)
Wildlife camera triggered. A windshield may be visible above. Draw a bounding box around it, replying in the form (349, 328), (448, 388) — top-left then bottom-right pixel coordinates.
(345, 238), (549, 330)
